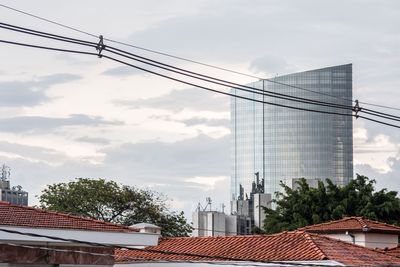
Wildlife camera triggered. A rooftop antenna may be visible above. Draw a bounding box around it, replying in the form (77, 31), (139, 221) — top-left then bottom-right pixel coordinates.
(1, 164), (10, 181)
(204, 197), (212, 211)
(221, 203), (226, 213)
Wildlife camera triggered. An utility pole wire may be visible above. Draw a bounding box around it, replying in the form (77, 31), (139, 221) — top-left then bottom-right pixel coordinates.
(3, 2), (400, 113)
(0, 22), (353, 112)
(1, 25), (400, 128)
(0, 2), (373, 105)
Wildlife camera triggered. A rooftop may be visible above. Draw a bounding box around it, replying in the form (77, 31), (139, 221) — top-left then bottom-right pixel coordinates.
(115, 231), (400, 266)
(299, 217), (400, 234)
(0, 201), (137, 233)
(386, 246), (400, 258)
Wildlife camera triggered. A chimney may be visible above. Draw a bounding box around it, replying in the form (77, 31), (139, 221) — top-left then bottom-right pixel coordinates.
(131, 223), (161, 235)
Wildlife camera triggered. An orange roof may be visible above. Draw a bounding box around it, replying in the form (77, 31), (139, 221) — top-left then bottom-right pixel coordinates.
(386, 246), (400, 258)
(299, 217), (400, 234)
(115, 231), (400, 266)
(0, 201), (137, 233)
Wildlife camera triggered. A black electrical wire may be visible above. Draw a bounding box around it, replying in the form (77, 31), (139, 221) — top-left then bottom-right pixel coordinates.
(0, 39), (97, 56)
(0, 22), (353, 112)
(3, 37), (400, 130)
(0, 3), (357, 104)
(5, 2), (400, 114)
(0, 22), (98, 47)
(361, 107), (400, 120)
(357, 115), (400, 129)
(0, 38), (354, 117)
(6, 20), (400, 126)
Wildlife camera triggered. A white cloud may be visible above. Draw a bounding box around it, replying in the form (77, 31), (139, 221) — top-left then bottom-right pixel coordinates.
(354, 124), (400, 173)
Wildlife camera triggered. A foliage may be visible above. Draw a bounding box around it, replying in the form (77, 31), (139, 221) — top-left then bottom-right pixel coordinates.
(263, 174), (400, 233)
(38, 178), (192, 237)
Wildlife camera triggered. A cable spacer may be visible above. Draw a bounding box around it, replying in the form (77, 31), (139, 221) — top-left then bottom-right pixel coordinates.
(96, 35), (105, 58)
(353, 99), (362, 119)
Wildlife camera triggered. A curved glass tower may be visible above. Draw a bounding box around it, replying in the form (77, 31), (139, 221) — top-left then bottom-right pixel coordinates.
(231, 64), (353, 200)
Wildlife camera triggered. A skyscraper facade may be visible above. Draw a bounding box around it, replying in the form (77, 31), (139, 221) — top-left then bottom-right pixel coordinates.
(230, 64), (353, 200)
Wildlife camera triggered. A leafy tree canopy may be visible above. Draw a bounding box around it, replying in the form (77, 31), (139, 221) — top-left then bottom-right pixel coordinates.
(38, 178), (192, 237)
(263, 174), (400, 234)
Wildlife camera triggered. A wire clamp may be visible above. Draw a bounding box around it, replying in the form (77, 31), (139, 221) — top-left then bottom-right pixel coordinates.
(353, 99), (361, 118)
(96, 35), (105, 58)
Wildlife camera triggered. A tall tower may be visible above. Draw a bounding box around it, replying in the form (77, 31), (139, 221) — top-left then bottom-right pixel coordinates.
(231, 64), (353, 200)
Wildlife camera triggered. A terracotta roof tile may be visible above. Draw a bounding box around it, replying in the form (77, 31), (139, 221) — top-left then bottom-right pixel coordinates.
(386, 246), (400, 258)
(299, 217), (400, 234)
(115, 231), (400, 266)
(0, 201), (137, 233)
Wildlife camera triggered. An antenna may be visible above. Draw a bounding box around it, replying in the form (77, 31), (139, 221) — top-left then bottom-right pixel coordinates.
(1, 164), (10, 181)
(204, 197), (212, 211)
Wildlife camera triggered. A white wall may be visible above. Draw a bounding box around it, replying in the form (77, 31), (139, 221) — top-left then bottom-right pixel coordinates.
(0, 226), (159, 247)
(323, 232), (398, 249)
(364, 233), (398, 249)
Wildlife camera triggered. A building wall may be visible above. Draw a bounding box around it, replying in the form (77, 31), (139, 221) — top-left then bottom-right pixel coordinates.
(322, 232), (398, 249)
(0, 179), (28, 205)
(364, 233), (398, 249)
(193, 211), (227, 237)
(231, 64), (353, 200)
(253, 193), (271, 228)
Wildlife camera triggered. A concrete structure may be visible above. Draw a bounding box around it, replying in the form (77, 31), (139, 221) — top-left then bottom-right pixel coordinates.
(0, 165), (28, 205)
(230, 173), (271, 229)
(231, 64), (353, 200)
(300, 217), (400, 249)
(192, 208), (251, 237)
(193, 175), (271, 237)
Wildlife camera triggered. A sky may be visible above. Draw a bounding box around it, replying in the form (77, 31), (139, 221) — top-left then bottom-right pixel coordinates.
(0, 0), (400, 221)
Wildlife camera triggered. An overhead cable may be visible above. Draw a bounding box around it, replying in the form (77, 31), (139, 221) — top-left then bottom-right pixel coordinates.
(0, 22), (353, 112)
(0, 3), (362, 104)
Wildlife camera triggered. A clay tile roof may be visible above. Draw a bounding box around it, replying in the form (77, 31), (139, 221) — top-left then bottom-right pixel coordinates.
(0, 201), (137, 233)
(299, 217), (400, 234)
(386, 246), (400, 258)
(115, 231), (400, 266)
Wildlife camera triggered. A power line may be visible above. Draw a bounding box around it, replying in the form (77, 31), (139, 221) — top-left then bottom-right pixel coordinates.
(2, 4), (400, 112)
(2, 25), (400, 128)
(360, 101), (400, 112)
(0, 22), (353, 112)
(0, 38), (355, 118)
(0, 3), (363, 104)
(0, 3), (98, 39)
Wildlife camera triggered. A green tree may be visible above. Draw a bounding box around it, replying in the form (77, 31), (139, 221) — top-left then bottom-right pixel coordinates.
(263, 174), (400, 233)
(38, 178), (192, 237)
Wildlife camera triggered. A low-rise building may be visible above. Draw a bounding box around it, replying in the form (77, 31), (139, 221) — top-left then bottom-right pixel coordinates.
(299, 216), (400, 249)
(0, 201), (160, 266)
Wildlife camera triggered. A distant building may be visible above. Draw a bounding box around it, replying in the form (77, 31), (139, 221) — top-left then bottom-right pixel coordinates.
(0, 164), (28, 205)
(230, 173), (271, 229)
(193, 174), (271, 237)
(231, 64), (353, 200)
(300, 216), (400, 249)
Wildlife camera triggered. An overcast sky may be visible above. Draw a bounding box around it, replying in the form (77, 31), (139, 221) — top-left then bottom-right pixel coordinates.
(0, 0), (400, 220)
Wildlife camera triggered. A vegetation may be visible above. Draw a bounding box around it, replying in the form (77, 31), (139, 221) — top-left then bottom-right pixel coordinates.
(38, 178), (192, 237)
(263, 174), (400, 233)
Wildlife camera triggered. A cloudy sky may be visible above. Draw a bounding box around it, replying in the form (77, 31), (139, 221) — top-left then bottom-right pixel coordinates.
(0, 0), (400, 220)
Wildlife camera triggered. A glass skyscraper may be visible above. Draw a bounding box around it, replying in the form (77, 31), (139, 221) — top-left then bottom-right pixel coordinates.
(230, 64), (353, 200)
